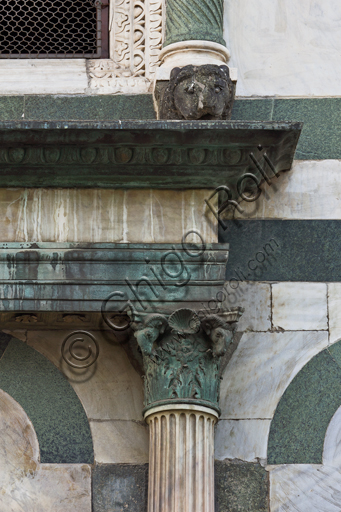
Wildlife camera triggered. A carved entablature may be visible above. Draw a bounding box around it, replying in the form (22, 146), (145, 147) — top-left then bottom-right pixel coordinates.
(87, 0), (163, 93)
(130, 307), (244, 414)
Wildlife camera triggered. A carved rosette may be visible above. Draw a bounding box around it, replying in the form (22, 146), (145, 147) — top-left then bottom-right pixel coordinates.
(130, 307), (243, 414)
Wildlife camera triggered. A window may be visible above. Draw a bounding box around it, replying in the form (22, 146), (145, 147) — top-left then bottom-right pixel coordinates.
(0, 0), (109, 58)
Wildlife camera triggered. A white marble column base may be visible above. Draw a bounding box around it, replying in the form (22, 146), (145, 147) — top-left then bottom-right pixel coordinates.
(155, 41), (237, 81)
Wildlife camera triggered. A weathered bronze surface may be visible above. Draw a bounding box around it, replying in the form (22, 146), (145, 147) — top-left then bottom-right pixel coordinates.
(130, 307), (243, 414)
(0, 120), (302, 194)
(0, 242), (228, 312)
(159, 65), (235, 120)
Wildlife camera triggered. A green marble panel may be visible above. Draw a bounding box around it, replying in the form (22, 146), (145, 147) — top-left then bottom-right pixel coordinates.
(272, 98), (341, 160)
(92, 461), (269, 512)
(0, 337), (93, 463)
(93, 464), (148, 512)
(24, 95), (156, 121)
(231, 99), (273, 121)
(0, 331), (11, 359)
(0, 96), (24, 120)
(220, 220), (341, 282)
(268, 346), (341, 464)
(215, 461), (269, 512)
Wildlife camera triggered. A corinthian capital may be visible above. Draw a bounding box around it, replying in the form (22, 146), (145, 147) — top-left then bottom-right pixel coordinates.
(130, 307), (243, 414)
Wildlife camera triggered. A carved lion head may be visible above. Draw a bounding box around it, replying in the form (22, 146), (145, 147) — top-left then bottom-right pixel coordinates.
(160, 64), (235, 120)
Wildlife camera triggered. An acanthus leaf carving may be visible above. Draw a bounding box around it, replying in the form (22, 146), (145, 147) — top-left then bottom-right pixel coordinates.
(130, 307), (243, 412)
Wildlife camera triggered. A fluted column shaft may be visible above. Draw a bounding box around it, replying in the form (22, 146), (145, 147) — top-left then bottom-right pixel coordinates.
(145, 404), (218, 512)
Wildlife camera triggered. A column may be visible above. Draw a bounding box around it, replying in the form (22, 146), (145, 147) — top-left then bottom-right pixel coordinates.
(145, 405), (218, 512)
(156, 0), (231, 84)
(130, 307), (243, 512)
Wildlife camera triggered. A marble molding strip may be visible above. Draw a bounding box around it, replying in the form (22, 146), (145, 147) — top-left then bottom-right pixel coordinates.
(145, 405), (218, 512)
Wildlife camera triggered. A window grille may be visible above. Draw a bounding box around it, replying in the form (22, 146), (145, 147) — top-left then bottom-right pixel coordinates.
(0, 0), (109, 58)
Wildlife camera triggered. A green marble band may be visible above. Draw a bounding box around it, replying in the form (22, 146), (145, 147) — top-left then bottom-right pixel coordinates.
(0, 96), (340, 161)
(164, 0), (225, 47)
(221, 220), (341, 282)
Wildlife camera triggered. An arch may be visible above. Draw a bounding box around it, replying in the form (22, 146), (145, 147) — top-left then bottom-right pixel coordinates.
(0, 334), (93, 463)
(268, 339), (341, 464)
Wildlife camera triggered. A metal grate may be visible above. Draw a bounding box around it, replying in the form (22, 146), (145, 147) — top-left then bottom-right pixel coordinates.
(0, 0), (109, 58)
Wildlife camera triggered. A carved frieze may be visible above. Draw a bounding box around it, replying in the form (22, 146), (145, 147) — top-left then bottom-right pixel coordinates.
(0, 120), (302, 191)
(87, 0), (163, 92)
(130, 307), (243, 413)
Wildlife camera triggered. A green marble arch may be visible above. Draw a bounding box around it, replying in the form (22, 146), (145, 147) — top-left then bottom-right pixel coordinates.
(0, 334), (94, 463)
(268, 341), (341, 464)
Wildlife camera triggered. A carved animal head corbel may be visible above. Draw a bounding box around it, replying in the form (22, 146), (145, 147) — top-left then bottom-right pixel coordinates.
(201, 315), (234, 357)
(159, 64), (235, 120)
(132, 314), (168, 356)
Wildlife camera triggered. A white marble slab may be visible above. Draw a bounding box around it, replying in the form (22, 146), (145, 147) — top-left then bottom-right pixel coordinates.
(220, 331), (328, 419)
(0, 60), (88, 95)
(0, 389), (91, 512)
(272, 283), (328, 331)
(0, 188), (217, 244)
(223, 282), (271, 332)
(222, 161), (341, 221)
(0, 464), (92, 512)
(269, 464), (341, 512)
(323, 406), (341, 467)
(90, 420), (149, 464)
(0, 389), (39, 470)
(224, 0), (341, 96)
(215, 419), (270, 463)
(328, 283), (341, 345)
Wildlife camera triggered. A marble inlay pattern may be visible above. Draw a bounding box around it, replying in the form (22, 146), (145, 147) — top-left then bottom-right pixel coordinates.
(0, 337), (93, 463)
(323, 405), (341, 467)
(26, 329), (148, 464)
(220, 331), (328, 420)
(268, 346), (341, 465)
(26, 330), (145, 421)
(0, 389), (91, 512)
